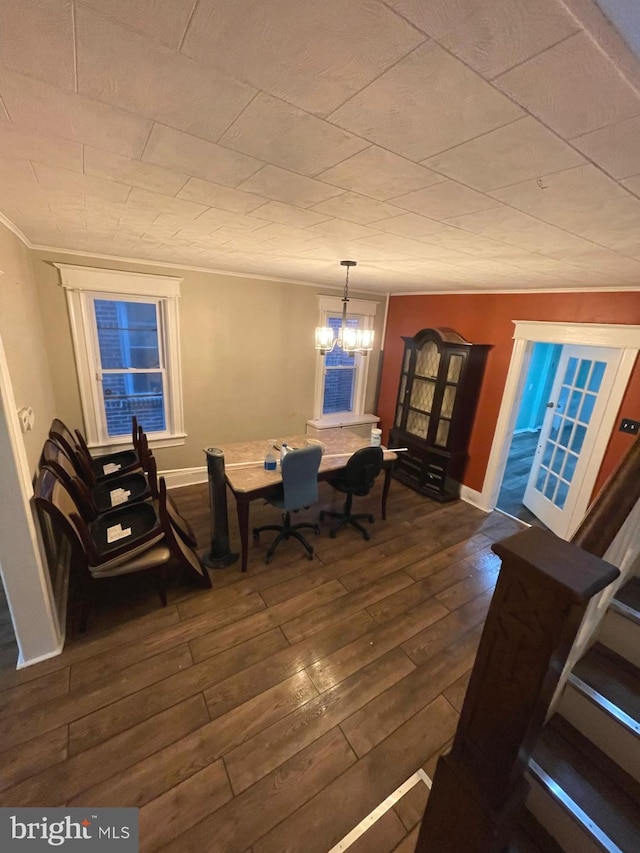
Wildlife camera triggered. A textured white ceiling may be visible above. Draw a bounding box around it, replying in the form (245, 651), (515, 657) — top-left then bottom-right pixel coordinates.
(0, 0), (639, 293)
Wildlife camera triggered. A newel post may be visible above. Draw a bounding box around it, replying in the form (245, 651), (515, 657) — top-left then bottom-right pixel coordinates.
(414, 526), (619, 853)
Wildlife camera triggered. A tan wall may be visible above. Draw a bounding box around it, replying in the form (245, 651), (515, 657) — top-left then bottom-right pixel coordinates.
(32, 250), (386, 470)
(0, 223), (56, 471)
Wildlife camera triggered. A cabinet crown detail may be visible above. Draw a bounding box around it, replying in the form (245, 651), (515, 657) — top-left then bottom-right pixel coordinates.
(390, 327), (491, 501)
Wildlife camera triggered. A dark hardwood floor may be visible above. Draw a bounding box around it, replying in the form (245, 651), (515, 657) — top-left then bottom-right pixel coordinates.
(0, 477), (526, 852)
(497, 431), (546, 528)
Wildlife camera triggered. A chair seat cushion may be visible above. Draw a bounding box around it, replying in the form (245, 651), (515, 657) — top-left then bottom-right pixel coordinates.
(90, 543), (171, 578)
(91, 472), (150, 513)
(90, 501), (161, 559)
(91, 449), (139, 478)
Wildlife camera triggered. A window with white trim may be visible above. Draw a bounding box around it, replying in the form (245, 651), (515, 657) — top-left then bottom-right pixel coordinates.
(314, 295), (378, 420)
(57, 265), (185, 450)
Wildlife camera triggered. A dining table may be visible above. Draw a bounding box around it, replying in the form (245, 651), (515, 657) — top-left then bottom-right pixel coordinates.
(206, 431), (397, 572)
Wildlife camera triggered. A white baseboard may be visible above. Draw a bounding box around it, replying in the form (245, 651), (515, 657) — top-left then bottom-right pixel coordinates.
(460, 485), (491, 512)
(160, 466), (208, 489)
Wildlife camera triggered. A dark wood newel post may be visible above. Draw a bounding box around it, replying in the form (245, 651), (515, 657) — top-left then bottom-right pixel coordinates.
(414, 526), (619, 853)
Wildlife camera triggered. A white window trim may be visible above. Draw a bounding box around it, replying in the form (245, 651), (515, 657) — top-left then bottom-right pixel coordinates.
(56, 264), (185, 452)
(313, 295), (378, 422)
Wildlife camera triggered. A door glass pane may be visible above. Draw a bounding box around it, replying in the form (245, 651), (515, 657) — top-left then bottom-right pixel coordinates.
(435, 420), (450, 446)
(447, 355), (463, 383)
(410, 378), (435, 413)
(395, 405), (403, 427)
(407, 410), (429, 437)
(536, 468), (547, 491)
(564, 357), (578, 385)
(564, 452), (578, 483)
(403, 348), (411, 373)
(575, 359), (591, 389)
(415, 341), (440, 378)
(567, 390), (582, 419)
(579, 393), (596, 424)
(544, 474), (558, 500)
(542, 443), (554, 467)
(556, 480), (569, 510)
(103, 372), (165, 436)
(550, 414), (562, 441)
(441, 386), (456, 418)
(95, 300), (160, 369)
(572, 424), (587, 454)
(588, 362), (606, 393)
(559, 420), (573, 448)
(557, 386), (569, 413)
(551, 447), (566, 476)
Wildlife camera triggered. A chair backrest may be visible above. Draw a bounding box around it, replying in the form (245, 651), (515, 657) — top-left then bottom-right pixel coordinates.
(280, 444), (323, 511)
(40, 439), (99, 518)
(341, 446), (384, 495)
(49, 420), (95, 483)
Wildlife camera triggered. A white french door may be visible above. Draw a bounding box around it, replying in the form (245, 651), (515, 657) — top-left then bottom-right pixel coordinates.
(523, 345), (619, 537)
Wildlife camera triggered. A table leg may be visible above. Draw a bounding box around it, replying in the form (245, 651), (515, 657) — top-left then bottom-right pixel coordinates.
(236, 498), (250, 572)
(381, 466), (393, 521)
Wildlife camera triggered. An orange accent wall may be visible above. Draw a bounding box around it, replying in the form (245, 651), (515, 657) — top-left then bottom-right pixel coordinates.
(378, 291), (640, 499)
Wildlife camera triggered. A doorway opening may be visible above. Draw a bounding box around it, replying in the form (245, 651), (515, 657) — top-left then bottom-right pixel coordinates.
(496, 342), (561, 527)
(479, 321), (640, 541)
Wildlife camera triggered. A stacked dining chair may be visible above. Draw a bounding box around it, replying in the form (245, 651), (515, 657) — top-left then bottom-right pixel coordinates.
(37, 417), (210, 631)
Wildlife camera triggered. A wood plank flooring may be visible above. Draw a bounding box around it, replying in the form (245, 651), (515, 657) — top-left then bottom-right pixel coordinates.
(497, 431), (546, 527)
(0, 477), (526, 852)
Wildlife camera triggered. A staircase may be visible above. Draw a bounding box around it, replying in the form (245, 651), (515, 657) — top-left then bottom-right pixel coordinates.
(525, 577), (640, 852)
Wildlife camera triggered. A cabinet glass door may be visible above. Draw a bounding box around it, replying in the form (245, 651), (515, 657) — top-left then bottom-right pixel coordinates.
(407, 341), (440, 439)
(395, 347), (412, 428)
(434, 353), (462, 446)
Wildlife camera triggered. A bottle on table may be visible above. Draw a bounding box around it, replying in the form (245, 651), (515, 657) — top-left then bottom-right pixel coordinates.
(264, 442), (277, 470)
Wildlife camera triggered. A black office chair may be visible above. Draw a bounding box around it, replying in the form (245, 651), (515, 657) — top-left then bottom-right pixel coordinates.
(320, 446), (384, 540)
(253, 444), (323, 564)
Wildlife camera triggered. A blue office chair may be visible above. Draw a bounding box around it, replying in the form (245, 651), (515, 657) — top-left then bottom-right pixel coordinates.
(320, 446), (384, 540)
(253, 444), (323, 564)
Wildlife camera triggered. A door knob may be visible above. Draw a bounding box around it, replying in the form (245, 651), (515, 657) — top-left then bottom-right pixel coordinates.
(546, 401), (554, 408)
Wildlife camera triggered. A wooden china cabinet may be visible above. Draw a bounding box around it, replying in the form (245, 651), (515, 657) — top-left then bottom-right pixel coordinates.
(389, 328), (490, 501)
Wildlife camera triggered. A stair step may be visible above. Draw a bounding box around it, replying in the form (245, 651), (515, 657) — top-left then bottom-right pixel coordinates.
(528, 716), (640, 853)
(559, 644), (640, 783)
(508, 809), (565, 853)
(600, 578), (640, 668)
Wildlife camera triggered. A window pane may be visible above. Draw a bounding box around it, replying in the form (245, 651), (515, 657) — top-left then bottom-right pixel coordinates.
(542, 443), (554, 467)
(324, 315), (358, 367)
(564, 452), (578, 483)
(559, 420), (573, 448)
(572, 424), (587, 454)
(103, 372), (165, 436)
(410, 378), (435, 413)
(95, 299), (160, 370)
(544, 473), (558, 500)
(441, 386), (456, 418)
(535, 468), (547, 491)
(322, 368), (355, 414)
(551, 447), (566, 476)
(406, 410), (429, 438)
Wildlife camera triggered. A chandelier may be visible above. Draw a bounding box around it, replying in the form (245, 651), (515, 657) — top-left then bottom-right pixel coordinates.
(315, 260), (374, 356)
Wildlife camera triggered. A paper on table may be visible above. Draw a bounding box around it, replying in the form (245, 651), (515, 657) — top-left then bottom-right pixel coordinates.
(103, 462), (122, 474)
(106, 523), (132, 543)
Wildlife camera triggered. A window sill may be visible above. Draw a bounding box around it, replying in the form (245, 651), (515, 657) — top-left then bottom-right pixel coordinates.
(307, 413), (379, 431)
(88, 433), (187, 454)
